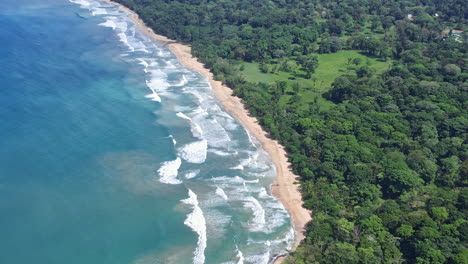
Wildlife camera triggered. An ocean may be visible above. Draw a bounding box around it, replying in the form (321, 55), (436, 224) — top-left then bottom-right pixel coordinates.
(0, 0), (293, 263)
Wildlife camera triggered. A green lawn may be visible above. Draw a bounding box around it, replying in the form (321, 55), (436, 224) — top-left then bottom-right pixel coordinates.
(240, 50), (390, 109)
(314, 50), (389, 88)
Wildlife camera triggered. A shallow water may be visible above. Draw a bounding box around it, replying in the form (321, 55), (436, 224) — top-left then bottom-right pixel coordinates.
(0, 0), (293, 263)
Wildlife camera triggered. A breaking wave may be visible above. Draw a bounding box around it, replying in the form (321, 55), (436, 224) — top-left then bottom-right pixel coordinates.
(244, 196), (266, 232)
(68, 0), (294, 262)
(178, 140), (208, 164)
(215, 186), (228, 201)
(158, 157), (182, 184)
(181, 189), (207, 264)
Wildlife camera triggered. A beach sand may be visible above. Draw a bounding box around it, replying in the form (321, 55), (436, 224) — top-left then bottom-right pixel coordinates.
(102, 0), (312, 260)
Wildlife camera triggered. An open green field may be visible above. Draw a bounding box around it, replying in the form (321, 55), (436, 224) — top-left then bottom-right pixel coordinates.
(240, 50), (390, 108)
(314, 50), (389, 88)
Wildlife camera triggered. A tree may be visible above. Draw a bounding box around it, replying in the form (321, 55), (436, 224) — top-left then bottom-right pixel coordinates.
(415, 241), (446, 264)
(397, 224), (415, 238)
(443, 64), (461, 76)
(438, 156), (460, 186)
(381, 152), (423, 196)
(431, 207), (449, 222)
(276, 80), (288, 95)
(298, 54), (319, 78)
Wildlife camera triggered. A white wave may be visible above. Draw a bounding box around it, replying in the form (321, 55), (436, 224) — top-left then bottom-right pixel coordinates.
(113, 24), (150, 53)
(176, 112), (192, 121)
(173, 105), (193, 112)
(253, 227), (294, 251)
(91, 7), (107, 16)
(145, 92), (161, 102)
(117, 32), (134, 52)
(211, 176), (258, 186)
(138, 58), (149, 69)
(99, 19), (116, 30)
(230, 155), (253, 171)
(208, 149), (237, 156)
(158, 158), (182, 184)
(244, 179), (259, 184)
(191, 107), (231, 148)
(211, 176), (243, 184)
(184, 169), (200, 179)
(69, 0), (90, 7)
(215, 187), (228, 201)
(244, 127), (257, 148)
(236, 246), (244, 264)
(145, 79), (166, 96)
(284, 227), (295, 250)
(191, 123), (204, 138)
(176, 112), (204, 139)
(178, 140), (207, 164)
(114, 20), (128, 32)
(217, 110), (235, 120)
(169, 135), (177, 145)
(157, 49), (171, 57)
(165, 61), (177, 69)
(137, 61), (167, 102)
(146, 75), (168, 92)
(258, 187), (268, 198)
(230, 164), (244, 170)
(215, 115), (239, 131)
(172, 74), (188, 86)
(244, 197), (266, 232)
(245, 252), (270, 264)
(181, 190), (207, 264)
(129, 39), (149, 53)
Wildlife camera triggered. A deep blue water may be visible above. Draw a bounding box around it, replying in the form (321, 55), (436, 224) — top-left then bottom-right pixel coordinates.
(0, 1), (293, 263)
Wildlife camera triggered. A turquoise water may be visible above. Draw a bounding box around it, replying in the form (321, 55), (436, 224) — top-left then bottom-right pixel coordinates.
(0, 0), (293, 263)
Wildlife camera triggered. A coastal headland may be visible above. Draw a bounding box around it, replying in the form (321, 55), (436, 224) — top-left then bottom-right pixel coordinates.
(102, 0), (312, 259)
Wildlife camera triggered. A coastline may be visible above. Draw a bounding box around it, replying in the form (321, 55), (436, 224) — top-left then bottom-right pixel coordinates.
(102, 0), (312, 259)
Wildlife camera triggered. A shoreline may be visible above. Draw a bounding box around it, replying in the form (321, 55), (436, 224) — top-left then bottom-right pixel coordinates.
(102, 0), (312, 260)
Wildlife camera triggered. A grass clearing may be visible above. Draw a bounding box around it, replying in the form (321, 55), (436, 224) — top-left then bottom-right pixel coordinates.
(240, 50), (390, 109)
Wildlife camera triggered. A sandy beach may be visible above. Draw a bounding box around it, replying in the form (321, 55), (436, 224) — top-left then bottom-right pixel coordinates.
(102, 0), (312, 260)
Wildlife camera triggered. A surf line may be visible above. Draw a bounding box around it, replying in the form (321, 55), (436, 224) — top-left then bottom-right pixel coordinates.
(98, 0), (312, 260)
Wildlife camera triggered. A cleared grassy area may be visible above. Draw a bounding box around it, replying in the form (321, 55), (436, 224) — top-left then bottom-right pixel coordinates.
(240, 50), (390, 109)
(314, 50), (389, 88)
(241, 62), (275, 83)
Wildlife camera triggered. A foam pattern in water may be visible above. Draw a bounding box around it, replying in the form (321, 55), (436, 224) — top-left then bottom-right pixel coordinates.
(69, 1), (294, 263)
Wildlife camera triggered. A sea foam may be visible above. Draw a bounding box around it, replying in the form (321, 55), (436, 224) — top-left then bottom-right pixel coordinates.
(181, 189), (207, 264)
(245, 252), (270, 264)
(69, 0), (293, 260)
(99, 19), (116, 30)
(178, 140), (207, 164)
(169, 135), (177, 145)
(172, 74), (188, 86)
(176, 112), (204, 139)
(69, 0), (90, 7)
(158, 157), (182, 184)
(215, 187), (228, 201)
(91, 7), (107, 16)
(184, 169), (200, 179)
(236, 246), (245, 264)
(144, 91), (161, 102)
(244, 196), (266, 232)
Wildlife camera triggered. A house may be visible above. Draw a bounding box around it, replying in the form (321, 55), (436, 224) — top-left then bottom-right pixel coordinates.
(441, 29), (464, 37)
